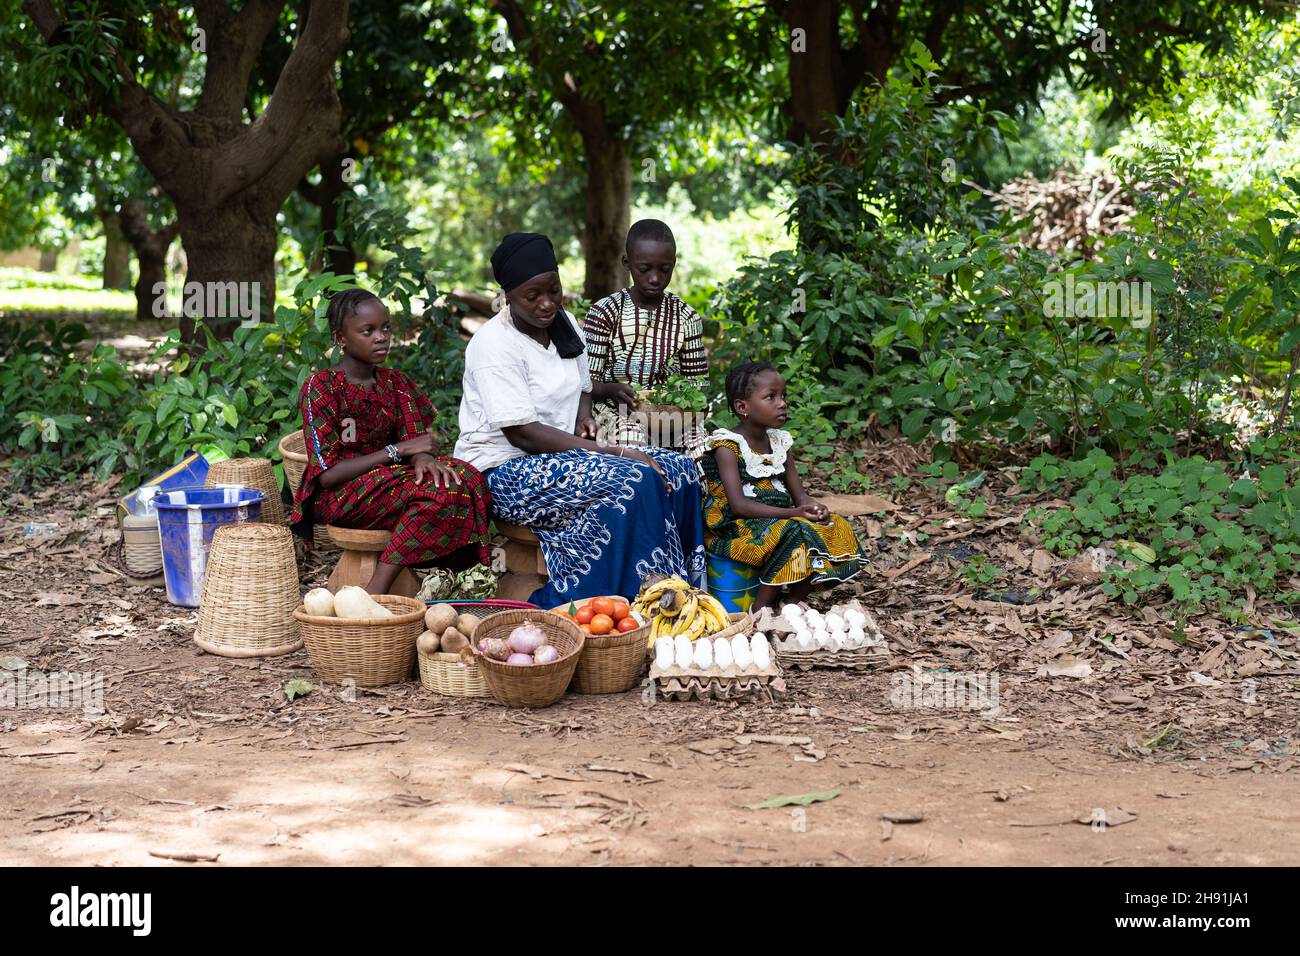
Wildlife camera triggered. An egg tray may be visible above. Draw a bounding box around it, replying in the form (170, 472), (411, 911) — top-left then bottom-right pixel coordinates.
(775, 642), (890, 672)
(647, 658), (785, 701)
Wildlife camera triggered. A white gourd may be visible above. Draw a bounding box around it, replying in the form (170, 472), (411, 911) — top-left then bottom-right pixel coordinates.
(303, 588), (335, 617)
(334, 586), (391, 619)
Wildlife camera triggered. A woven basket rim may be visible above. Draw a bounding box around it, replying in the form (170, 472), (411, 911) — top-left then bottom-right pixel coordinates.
(474, 609), (585, 664)
(549, 596), (647, 646)
(279, 430), (307, 461)
(293, 593), (425, 625)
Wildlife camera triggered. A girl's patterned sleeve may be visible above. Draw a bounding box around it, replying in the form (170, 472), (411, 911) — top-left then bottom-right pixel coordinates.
(391, 370), (438, 450)
(300, 372), (342, 477)
(583, 296), (616, 380)
(677, 301), (708, 380)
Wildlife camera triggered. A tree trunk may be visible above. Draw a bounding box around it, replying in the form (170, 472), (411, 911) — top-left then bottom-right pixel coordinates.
(300, 155), (357, 277)
(38, 248), (58, 271)
(783, 0), (848, 144)
(118, 198), (178, 322)
(101, 210), (132, 289)
(578, 131), (631, 302)
(23, 0), (351, 343)
(175, 202), (278, 342)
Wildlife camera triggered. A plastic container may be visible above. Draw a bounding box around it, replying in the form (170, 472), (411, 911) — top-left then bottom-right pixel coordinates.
(116, 449), (212, 521)
(154, 486), (264, 607)
(706, 552), (761, 614)
(121, 511), (165, 587)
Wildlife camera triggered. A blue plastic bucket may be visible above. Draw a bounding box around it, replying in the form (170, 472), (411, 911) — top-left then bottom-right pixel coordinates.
(116, 449), (212, 521)
(154, 486), (265, 607)
(706, 552), (761, 614)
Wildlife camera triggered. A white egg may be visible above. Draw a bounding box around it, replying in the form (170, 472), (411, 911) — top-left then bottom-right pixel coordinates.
(781, 604), (803, 623)
(845, 626), (866, 648)
(826, 612), (845, 631)
(845, 609), (867, 627)
(752, 636), (771, 669)
(795, 632), (815, 651)
(692, 638), (713, 669)
(752, 631), (768, 645)
(674, 634), (693, 668)
(731, 634), (754, 669)
(829, 631), (845, 651)
(654, 637), (675, 669)
(714, 636), (734, 669)
(816, 630), (837, 650)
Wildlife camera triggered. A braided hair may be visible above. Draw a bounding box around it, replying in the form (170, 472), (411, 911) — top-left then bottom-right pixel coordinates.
(326, 288), (381, 338)
(725, 361), (775, 416)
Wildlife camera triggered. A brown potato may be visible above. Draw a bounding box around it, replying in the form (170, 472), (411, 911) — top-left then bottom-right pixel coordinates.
(416, 631), (440, 655)
(440, 627), (469, 654)
(455, 613), (479, 640)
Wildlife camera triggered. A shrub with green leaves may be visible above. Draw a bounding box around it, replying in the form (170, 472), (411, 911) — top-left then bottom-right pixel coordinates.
(1022, 450), (1300, 610)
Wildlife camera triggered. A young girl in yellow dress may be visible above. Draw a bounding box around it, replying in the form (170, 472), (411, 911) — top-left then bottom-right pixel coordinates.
(698, 361), (865, 611)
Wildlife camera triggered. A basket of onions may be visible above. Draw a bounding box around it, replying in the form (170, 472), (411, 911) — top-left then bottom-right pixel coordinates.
(464, 610), (585, 708)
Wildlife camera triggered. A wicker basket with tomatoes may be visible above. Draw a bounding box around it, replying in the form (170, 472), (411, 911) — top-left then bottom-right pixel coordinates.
(552, 595), (650, 694)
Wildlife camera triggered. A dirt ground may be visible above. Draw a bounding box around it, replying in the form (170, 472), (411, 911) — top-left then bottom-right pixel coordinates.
(2, 459), (1298, 867)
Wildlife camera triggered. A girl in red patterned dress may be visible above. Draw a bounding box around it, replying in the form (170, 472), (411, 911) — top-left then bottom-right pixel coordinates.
(290, 289), (492, 594)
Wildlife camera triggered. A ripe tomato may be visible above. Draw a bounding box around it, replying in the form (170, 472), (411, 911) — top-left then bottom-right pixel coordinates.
(590, 596), (615, 618)
(575, 605), (595, 625)
(578, 623), (593, 634)
(610, 600), (631, 621)
(589, 613), (614, 635)
(616, 615), (640, 633)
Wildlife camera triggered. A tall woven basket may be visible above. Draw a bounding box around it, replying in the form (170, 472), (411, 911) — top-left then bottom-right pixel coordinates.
(206, 457), (287, 526)
(552, 597), (648, 695)
(470, 610), (584, 708)
(278, 430), (335, 550)
(294, 594), (424, 686)
(195, 523), (303, 657)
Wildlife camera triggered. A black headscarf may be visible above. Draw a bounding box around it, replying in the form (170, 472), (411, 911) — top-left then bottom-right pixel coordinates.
(490, 232), (585, 359)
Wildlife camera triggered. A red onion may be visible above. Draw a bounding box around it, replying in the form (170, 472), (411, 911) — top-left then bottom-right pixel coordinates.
(479, 637), (512, 661)
(507, 622), (548, 655)
(533, 645), (561, 665)
(506, 653), (534, 666)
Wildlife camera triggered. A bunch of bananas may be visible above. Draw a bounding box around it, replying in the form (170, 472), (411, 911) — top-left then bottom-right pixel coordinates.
(633, 576), (732, 646)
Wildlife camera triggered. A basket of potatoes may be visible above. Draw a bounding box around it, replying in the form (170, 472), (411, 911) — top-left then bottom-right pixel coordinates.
(415, 602), (498, 697)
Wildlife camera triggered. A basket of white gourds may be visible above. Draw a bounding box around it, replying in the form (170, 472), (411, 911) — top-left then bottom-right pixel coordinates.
(293, 586), (425, 686)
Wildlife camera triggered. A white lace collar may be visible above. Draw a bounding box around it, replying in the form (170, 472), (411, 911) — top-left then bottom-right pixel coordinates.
(706, 428), (792, 477)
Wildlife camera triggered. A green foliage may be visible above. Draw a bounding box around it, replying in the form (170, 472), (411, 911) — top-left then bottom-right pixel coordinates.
(1022, 450), (1300, 611)
(642, 374), (708, 412)
(0, 317), (137, 484)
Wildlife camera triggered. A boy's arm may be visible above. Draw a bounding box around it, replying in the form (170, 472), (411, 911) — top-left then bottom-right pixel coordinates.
(678, 303), (708, 380)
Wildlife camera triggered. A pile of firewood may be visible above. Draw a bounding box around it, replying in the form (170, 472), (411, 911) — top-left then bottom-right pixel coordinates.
(981, 167), (1137, 258)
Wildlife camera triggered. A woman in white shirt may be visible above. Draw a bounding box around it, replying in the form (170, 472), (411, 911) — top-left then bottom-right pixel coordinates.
(455, 233), (706, 608)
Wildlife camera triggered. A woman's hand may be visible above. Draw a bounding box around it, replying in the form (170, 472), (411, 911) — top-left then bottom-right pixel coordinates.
(411, 453), (461, 487)
(575, 417), (600, 440)
(396, 432), (437, 458)
(623, 448), (669, 490)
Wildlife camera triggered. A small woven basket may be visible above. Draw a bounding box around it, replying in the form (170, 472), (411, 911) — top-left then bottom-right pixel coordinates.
(206, 457), (286, 526)
(294, 594), (424, 686)
(416, 602), (534, 697)
(195, 523), (303, 657)
(278, 430), (335, 551)
(709, 611), (754, 643)
(418, 649), (490, 697)
(552, 596), (648, 695)
(469, 609), (584, 708)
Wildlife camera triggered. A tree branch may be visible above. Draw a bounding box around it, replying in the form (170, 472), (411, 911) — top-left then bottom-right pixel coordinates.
(196, 0), (287, 123)
(209, 0), (350, 204)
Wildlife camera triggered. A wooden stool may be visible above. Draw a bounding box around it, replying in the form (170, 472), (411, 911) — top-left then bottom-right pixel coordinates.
(324, 525), (420, 597)
(493, 519), (548, 603)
